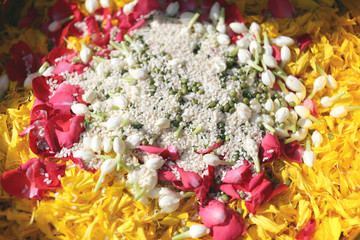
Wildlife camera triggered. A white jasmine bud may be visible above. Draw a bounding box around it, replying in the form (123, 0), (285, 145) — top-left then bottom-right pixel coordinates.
(103, 138), (113, 153)
(73, 149), (95, 161)
(236, 38), (249, 49)
(303, 150), (315, 167)
(82, 90), (97, 104)
(297, 118), (312, 129)
(203, 154), (234, 166)
(216, 23), (226, 33)
(264, 98), (274, 113)
(262, 114), (274, 126)
(294, 106), (310, 118)
(91, 135), (102, 153)
(24, 72), (39, 89)
(326, 75), (337, 89)
(179, 12), (195, 23)
(111, 58), (125, 68)
(290, 127), (308, 141)
(126, 55), (137, 67)
(126, 133), (144, 149)
(85, 0), (100, 14)
(80, 43), (92, 64)
(275, 127), (290, 139)
(146, 187), (161, 199)
(0, 74), (9, 100)
(249, 22), (261, 35)
(285, 92), (300, 106)
(285, 75), (305, 92)
(94, 158), (117, 192)
(83, 136), (93, 150)
(42, 66), (54, 76)
(250, 99), (262, 113)
(249, 40), (261, 55)
(71, 103), (89, 115)
(262, 54), (278, 68)
(209, 2), (220, 22)
(275, 107), (289, 122)
(166, 2), (179, 16)
(289, 109), (298, 124)
(193, 22), (205, 34)
(158, 188), (182, 213)
(103, 116), (122, 130)
(229, 22), (248, 33)
(329, 105), (347, 118)
(236, 103), (252, 121)
(237, 49), (251, 64)
(312, 131), (323, 147)
(320, 91), (346, 108)
(308, 76), (326, 99)
(100, 0), (112, 8)
(48, 21), (62, 32)
(281, 46), (291, 66)
(143, 154), (165, 170)
(155, 118), (171, 129)
(217, 34), (230, 45)
(113, 137), (126, 155)
(270, 36), (295, 47)
(129, 68), (148, 80)
(263, 44), (273, 56)
(172, 224), (210, 240)
(273, 99), (281, 112)
(123, 0), (138, 15)
(296, 88), (306, 101)
(113, 95), (128, 109)
(96, 62), (105, 76)
(261, 69), (275, 87)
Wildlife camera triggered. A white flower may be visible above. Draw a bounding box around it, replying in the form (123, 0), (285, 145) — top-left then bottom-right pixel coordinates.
(42, 66), (54, 76)
(71, 103), (89, 115)
(249, 22), (261, 35)
(303, 150), (315, 167)
(289, 109), (298, 124)
(23, 72), (39, 89)
(281, 46), (291, 66)
(73, 150), (95, 161)
(313, 75), (327, 92)
(329, 105), (347, 118)
(100, 158), (117, 174)
(85, 0), (100, 14)
(209, 2), (220, 22)
(126, 55), (137, 67)
(186, 225), (210, 238)
(249, 40), (261, 55)
(100, 0), (112, 8)
(237, 49), (251, 64)
(193, 22), (205, 34)
(229, 22), (248, 33)
(312, 131), (323, 147)
(217, 34), (230, 45)
(48, 21), (62, 32)
(290, 128), (308, 141)
(270, 36), (295, 47)
(127, 166), (158, 190)
(320, 96), (333, 108)
(203, 154), (222, 166)
(275, 127), (289, 139)
(113, 95), (128, 109)
(96, 62), (105, 76)
(263, 98), (274, 113)
(294, 106), (310, 118)
(262, 54), (278, 68)
(146, 187), (161, 199)
(216, 23), (226, 33)
(179, 12), (195, 23)
(155, 118), (171, 129)
(263, 44), (273, 55)
(123, 0), (138, 15)
(82, 90), (97, 103)
(113, 137), (126, 155)
(129, 68), (148, 80)
(143, 154), (165, 170)
(104, 116), (123, 130)
(275, 107), (289, 122)
(261, 70), (275, 87)
(250, 99), (262, 113)
(103, 138), (113, 153)
(244, 137), (258, 157)
(273, 99), (281, 112)
(326, 75), (337, 89)
(0, 74), (9, 99)
(166, 2), (179, 16)
(126, 133), (144, 149)
(158, 188), (182, 213)
(297, 118), (312, 129)
(285, 92), (300, 106)
(285, 75), (305, 92)
(296, 88), (306, 101)
(262, 114), (274, 126)
(80, 44), (92, 64)
(236, 38), (249, 49)
(91, 135), (102, 153)
(236, 103), (252, 121)
(111, 58), (126, 68)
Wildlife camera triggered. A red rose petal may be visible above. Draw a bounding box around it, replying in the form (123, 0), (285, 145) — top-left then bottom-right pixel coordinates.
(296, 33), (312, 51)
(282, 141), (304, 164)
(211, 208), (246, 240)
(303, 98), (318, 117)
(268, 0), (296, 19)
(259, 132), (282, 163)
(199, 200), (228, 228)
(196, 142), (223, 154)
(296, 219), (316, 240)
(222, 162), (251, 184)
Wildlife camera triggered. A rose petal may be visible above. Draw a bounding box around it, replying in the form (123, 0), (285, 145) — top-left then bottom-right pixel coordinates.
(296, 219), (316, 240)
(222, 162), (252, 184)
(199, 200), (228, 228)
(211, 208), (246, 240)
(55, 115), (85, 148)
(268, 0), (296, 18)
(282, 141), (304, 164)
(259, 132), (282, 163)
(296, 33), (312, 51)
(196, 142), (223, 154)
(303, 98), (318, 117)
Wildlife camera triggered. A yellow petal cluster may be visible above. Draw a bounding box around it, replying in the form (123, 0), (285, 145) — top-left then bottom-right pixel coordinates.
(1, 0), (360, 239)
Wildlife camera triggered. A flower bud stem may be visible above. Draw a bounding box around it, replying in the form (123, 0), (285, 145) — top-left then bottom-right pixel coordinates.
(347, 106), (360, 111)
(247, 60), (263, 72)
(218, 8), (225, 25)
(283, 137), (296, 144)
(306, 136), (311, 151)
(181, 191), (195, 198)
(273, 70), (287, 81)
(134, 182), (146, 202)
(291, 124), (297, 133)
(97, 155), (112, 160)
(255, 32), (262, 44)
(185, 13), (200, 32)
(307, 90), (316, 100)
(253, 156), (261, 173)
(263, 31), (270, 46)
(149, 134), (159, 145)
(92, 56), (108, 62)
(330, 91), (346, 101)
(116, 155), (131, 172)
(60, 15), (74, 24)
(260, 58), (268, 71)
(308, 115), (322, 124)
(124, 34), (133, 43)
(262, 123), (275, 134)
(38, 61), (49, 75)
(315, 63), (326, 76)
(228, 46), (239, 56)
(276, 80), (289, 95)
(94, 172), (105, 193)
(174, 124), (184, 138)
(109, 40), (122, 51)
(192, 125), (203, 135)
(172, 231), (191, 240)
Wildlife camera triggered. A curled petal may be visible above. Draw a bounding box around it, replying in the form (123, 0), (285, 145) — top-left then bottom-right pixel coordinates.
(303, 98), (318, 117)
(259, 132), (282, 163)
(296, 33), (312, 51)
(196, 142), (223, 154)
(55, 115), (85, 148)
(222, 162), (251, 184)
(296, 219), (316, 240)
